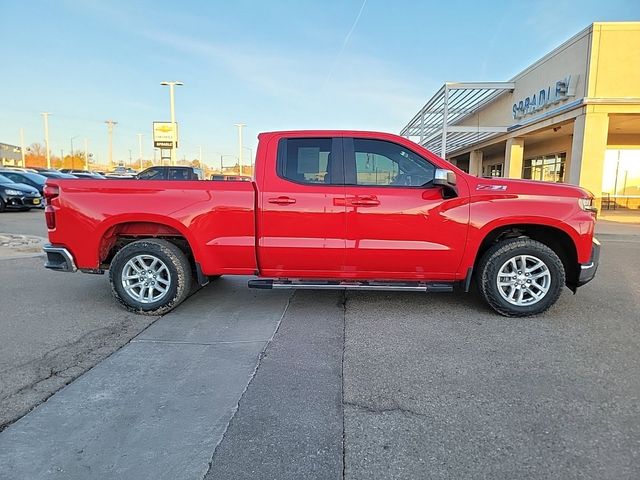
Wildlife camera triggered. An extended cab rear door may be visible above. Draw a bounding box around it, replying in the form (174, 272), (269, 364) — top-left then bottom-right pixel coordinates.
(258, 136), (346, 277)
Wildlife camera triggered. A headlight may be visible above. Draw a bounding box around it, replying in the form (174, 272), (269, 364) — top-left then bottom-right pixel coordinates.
(5, 189), (25, 196)
(579, 197), (597, 213)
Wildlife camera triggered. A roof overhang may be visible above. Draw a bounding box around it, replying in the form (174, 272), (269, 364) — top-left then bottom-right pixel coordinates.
(400, 82), (515, 157)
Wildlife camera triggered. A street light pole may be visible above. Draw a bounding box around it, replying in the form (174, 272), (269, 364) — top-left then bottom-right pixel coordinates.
(242, 146), (253, 175)
(137, 133), (144, 170)
(84, 138), (89, 170)
(20, 128), (26, 167)
(161, 81), (183, 166)
(105, 120), (117, 166)
(234, 123), (246, 175)
(41, 112), (52, 169)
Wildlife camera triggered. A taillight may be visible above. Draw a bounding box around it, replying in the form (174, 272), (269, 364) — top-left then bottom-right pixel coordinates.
(43, 184), (59, 203)
(43, 184), (60, 229)
(45, 206), (56, 229)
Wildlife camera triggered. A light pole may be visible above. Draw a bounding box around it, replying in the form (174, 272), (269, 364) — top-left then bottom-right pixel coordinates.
(105, 120), (117, 166)
(137, 133), (144, 170)
(84, 138), (90, 170)
(234, 123), (246, 175)
(70, 135), (80, 167)
(161, 81), (183, 166)
(20, 128), (25, 167)
(242, 146), (253, 175)
(41, 112), (52, 169)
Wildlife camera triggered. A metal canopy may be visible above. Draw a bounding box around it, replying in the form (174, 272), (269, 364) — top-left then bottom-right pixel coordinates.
(400, 82), (515, 158)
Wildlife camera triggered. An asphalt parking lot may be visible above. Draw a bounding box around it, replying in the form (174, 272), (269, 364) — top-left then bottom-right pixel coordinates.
(1, 210), (639, 479)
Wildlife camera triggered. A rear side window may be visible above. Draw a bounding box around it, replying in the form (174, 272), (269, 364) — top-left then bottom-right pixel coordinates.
(277, 138), (339, 185)
(168, 168), (189, 180)
(137, 168), (164, 180)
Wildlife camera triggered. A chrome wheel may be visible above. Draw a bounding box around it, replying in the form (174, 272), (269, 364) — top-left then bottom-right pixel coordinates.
(121, 254), (171, 304)
(496, 254), (551, 306)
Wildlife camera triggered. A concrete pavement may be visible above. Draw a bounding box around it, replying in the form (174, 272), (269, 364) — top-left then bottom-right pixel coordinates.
(0, 277), (292, 479)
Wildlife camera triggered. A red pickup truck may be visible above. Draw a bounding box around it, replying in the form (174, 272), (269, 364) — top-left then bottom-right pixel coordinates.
(43, 130), (599, 317)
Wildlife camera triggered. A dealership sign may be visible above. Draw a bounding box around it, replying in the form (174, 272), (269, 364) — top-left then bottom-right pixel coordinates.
(512, 75), (578, 119)
(153, 122), (178, 149)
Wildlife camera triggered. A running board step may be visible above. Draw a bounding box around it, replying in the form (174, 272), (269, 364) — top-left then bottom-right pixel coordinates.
(248, 279), (454, 292)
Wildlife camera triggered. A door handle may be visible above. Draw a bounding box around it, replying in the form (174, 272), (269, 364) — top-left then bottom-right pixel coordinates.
(268, 196), (296, 205)
(350, 196), (380, 207)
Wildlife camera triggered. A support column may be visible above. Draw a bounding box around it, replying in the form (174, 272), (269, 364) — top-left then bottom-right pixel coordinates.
(504, 138), (525, 178)
(568, 112), (609, 205)
(469, 149), (483, 177)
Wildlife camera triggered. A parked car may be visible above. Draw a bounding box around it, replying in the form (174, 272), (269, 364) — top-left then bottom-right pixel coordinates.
(0, 169), (48, 202)
(210, 174), (252, 181)
(0, 174), (42, 211)
(42, 130), (599, 317)
(60, 169), (106, 178)
(136, 166), (203, 180)
(1, 166), (40, 173)
(38, 171), (78, 180)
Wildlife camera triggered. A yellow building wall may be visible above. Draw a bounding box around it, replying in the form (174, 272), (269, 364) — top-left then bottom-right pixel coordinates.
(588, 23), (640, 98)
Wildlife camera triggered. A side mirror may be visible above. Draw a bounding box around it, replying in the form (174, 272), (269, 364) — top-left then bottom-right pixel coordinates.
(433, 169), (456, 187)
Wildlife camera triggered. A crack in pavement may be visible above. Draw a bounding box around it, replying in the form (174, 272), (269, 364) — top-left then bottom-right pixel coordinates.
(0, 314), (153, 430)
(343, 400), (429, 419)
(201, 291), (294, 480)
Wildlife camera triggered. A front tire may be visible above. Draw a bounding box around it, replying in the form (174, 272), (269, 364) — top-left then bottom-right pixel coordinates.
(478, 238), (565, 317)
(109, 239), (192, 315)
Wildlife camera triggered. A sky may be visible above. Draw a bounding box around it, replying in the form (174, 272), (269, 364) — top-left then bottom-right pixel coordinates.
(1, 0), (638, 168)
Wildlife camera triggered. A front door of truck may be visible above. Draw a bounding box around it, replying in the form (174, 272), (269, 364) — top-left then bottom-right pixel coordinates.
(343, 137), (469, 280)
(258, 136), (346, 277)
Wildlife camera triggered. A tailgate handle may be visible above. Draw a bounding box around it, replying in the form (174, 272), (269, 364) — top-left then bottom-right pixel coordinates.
(268, 196), (296, 205)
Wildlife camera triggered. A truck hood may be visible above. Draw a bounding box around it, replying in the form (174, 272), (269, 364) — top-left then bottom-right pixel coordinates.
(467, 176), (592, 199)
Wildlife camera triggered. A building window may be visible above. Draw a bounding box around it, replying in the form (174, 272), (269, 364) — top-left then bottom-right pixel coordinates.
(484, 163), (504, 177)
(522, 153), (566, 182)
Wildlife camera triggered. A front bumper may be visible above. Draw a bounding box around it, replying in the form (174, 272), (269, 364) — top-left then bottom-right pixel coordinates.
(3, 193), (42, 208)
(43, 245), (77, 272)
(577, 238), (600, 286)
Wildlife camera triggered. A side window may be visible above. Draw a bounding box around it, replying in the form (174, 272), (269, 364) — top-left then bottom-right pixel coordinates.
(3, 172), (19, 182)
(169, 168), (189, 180)
(138, 168), (164, 180)
(352, 139), (435, 187)
(277, 138), (335, 185)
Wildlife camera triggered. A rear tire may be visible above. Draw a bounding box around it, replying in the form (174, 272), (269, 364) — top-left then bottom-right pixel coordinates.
(109, 239), (192, 315)
(477, 238), (565, 317)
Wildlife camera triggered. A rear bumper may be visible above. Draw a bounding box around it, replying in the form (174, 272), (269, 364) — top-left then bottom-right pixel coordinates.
(43, 244), (77, 272)
(577, 238), (600, 287)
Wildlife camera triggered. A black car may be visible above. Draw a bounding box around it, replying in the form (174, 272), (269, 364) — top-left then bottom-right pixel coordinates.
(0, 170), (48, 198)
(0, 174), (42, 212)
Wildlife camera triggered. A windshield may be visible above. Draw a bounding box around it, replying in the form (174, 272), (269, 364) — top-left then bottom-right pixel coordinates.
(0, 174), (13, 183)
(23, 172), (47, 185)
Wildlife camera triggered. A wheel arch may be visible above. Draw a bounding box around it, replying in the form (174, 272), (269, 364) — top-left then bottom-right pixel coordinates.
(97, 217), (201, 270)
(472, 223), (579, 290)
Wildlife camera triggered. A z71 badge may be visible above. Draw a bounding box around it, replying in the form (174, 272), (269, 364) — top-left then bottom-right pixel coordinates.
(476, 184), (508, 191)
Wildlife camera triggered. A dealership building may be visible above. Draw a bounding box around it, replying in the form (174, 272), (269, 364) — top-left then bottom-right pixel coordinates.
(401, 22), (640, 209)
